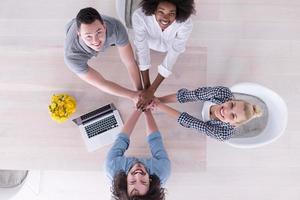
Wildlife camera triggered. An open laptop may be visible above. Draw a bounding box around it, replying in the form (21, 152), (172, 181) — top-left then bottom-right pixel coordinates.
(72, 103), (123, 152)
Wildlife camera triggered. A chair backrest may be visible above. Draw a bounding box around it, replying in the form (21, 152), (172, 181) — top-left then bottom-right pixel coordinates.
(232, 92), (268, 138)
(227, 82), (288, 148)
(0, 170), (28, 199)
(0, 170), (28, 188)
(124, 0), (142, 28)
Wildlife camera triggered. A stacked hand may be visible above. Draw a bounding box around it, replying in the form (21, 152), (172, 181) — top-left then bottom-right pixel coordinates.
(131, 88), (162, 111)
(136, 88), (155, 111)
(145, 97), (160, 111)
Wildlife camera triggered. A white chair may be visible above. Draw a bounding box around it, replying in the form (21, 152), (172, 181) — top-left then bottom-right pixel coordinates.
(115, 0), (142, 29)
(0, 170), (28, 199)
(226, 82), (288, 148)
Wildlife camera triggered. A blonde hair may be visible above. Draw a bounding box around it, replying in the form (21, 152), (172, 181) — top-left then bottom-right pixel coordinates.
(237, 100), (263, 125)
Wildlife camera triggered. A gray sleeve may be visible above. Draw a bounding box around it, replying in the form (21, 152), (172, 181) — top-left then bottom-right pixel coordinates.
(114, 19), (129, 46)
(64, 19), (90, 74)
(64, 53), (89, 74)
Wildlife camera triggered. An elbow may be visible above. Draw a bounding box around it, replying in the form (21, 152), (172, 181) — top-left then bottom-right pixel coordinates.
(218, 132), (233, 141)
(76, 67), (91, 79)
(160, 159), (171, 183)
(217, 86), (231, 95)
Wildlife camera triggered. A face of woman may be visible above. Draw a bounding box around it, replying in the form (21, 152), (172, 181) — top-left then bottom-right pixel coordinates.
(213, 100), (247, 125)
(154, 1), (177, 30)
(127, 163), (150, 196)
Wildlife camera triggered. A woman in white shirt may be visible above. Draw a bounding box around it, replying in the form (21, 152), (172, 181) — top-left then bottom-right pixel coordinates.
(132, 0), (196, 110)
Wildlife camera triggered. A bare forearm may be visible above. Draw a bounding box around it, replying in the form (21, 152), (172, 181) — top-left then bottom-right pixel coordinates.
(148, 74), (165, 94)
(136, 70), (153, 109)
(122, 110), (142, 137)
(118, 43), (143, 91)
(126, 62), (143, 91)
(144, 111), (158, 135)
(100, 80), (136, 99)
(141, 70), (151, 89)
(158, 94), (177, 103)
(78, 67), (136, 99)
(157, 103), (181, 119)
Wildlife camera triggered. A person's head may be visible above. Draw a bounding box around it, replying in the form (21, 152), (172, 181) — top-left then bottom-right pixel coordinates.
(140, 0), (195, 30)
(212, 100), (263, 126)
(76, 7), (106, 51)
(112, 163), (165, 200)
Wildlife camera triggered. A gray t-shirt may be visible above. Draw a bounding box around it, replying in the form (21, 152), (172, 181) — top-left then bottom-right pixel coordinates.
(64, 15), (129, 74)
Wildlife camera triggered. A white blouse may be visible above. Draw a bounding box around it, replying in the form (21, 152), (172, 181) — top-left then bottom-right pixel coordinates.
(202, 101), (215, 122)
(132, 7), (193, 78)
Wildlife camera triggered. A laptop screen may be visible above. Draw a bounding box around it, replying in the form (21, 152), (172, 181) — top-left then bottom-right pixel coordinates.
(72, 104), (113, 125)
(81, 104), (112, 121)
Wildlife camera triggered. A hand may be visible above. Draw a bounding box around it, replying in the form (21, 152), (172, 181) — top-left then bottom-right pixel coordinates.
(136, 88), (154, 111)
(152, 97), (160, 106)
(146, 97), (160, 111)
(131, 91), (142, 105)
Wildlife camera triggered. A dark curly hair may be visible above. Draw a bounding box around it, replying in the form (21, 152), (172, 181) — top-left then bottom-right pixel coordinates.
(111, 171), (166, 200)
(76, 7), (104, 29)
(140, 0), (196, 23)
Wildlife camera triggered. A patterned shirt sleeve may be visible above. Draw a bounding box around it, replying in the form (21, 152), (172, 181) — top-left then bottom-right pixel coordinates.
(178, 112), (235, 141)
(176, 86), (234, 104)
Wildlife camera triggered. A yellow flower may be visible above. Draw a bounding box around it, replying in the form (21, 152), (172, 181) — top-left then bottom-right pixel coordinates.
(48, 94), (76, 123)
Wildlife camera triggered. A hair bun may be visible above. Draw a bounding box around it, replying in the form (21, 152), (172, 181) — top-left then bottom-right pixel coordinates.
(253, 104), (263, 117)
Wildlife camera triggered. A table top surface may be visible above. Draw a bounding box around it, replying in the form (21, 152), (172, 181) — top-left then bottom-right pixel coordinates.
(0, 47), (207, 171)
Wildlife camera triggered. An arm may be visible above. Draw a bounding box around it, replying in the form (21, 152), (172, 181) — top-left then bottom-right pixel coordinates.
(121, 109), (142, 137)
(144, 111), (171, 183)
(156, 102), (181, 119)
(132, 9), (151, 73)
(148, 73), (165, 95)
(154, 100), (234, 141)
(137, 20), (193, 108)
(158, 93), (177, 104)
(137, 74), (165, 109)
(105, 109), (142, 179)
(144, 111), (169, 160)
(144, 110), (158, 135)
(178, 112), (235, 141)
(141, 69), (151, 89)
(77, 67), (139, 102)
(117, 43), (143, 91)
(177, 86), (234, 104)
(158, 19), (193, 79)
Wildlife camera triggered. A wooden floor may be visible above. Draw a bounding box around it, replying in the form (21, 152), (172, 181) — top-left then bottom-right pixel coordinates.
(1, 0), (300, 199)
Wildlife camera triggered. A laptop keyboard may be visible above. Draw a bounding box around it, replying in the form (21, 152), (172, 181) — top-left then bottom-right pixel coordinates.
(84, 115), (118, 138)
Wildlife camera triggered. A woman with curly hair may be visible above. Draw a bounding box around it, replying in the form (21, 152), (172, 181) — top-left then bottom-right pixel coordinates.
(132, 0), (196, 110)
(105, 109), (170, 199)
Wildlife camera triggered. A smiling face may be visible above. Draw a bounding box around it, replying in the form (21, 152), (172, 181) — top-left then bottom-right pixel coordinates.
(212, 100), (247, 126)
(154, 1), (177, 30)
(127, 163), (150, 196)
(78, 19), (106, 51)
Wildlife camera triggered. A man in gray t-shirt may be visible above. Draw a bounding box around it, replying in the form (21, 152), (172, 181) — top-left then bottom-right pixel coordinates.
(64, 7), (142, 102)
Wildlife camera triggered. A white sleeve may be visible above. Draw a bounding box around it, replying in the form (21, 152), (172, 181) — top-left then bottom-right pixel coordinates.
(132, 10), (151, 71)
(159, 18), (193, 78)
